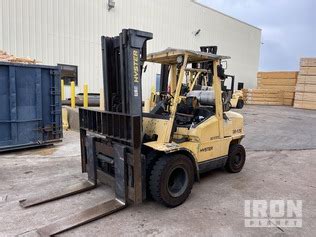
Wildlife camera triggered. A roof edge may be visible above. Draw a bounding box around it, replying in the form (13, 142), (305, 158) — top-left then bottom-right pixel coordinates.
(191, 0), (262, 31)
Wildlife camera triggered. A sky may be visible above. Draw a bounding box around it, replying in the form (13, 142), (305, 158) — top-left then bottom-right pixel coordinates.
(198, 0), (316, 71)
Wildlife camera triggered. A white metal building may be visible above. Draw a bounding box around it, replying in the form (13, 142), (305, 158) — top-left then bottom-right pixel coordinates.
(0, 0), (261, 99)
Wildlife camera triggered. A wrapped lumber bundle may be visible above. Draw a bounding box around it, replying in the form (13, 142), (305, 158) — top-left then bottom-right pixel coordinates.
(242, 89), (283, 105)
(257, 71), (298, 106)
(294, 58), (316, 110)
(0, 50), (37, 64)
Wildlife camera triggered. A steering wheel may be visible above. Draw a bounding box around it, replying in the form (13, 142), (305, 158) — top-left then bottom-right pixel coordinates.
(159, 91), (174, 105)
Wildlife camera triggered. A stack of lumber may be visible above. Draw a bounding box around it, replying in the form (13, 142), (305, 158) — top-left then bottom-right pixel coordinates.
(257, 71), (298, 106)
(0, 50), (37, 64)
(243, 89), (284, 105)
(294, 58), (316, 110)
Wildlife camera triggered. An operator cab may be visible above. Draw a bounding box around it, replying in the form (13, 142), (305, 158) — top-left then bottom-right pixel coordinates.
(144, 48), (230, 129)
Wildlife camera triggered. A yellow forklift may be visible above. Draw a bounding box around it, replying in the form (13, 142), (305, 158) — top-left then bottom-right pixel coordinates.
(222, 74), (244, 109)
(197, 46), (244, 110)
(19, 29), (246, 236)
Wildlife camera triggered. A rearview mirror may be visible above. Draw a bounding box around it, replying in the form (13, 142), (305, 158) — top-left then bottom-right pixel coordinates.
(221, 60), (228, 70)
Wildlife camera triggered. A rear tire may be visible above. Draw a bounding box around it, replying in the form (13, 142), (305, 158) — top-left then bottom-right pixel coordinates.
(225, 144), (246, 173)
(236, 99), (244, 109)
(149, 154), (194, 207)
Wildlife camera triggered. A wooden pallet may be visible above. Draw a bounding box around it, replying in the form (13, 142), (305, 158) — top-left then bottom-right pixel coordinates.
(283, 99), (294, 106)
(256, 71), (298, 106)
(243, 89), (285, 105)
(294, 100), (316, 110)
(297, 75), (316, 84)
(293, 58), (316, 110)
(300, 58), (316, 67)
(258, 78), (297, 86)
(295, 92), (316, 101)
(246, 101), (283, 105)
(300, 67), (316, 75)
(257, 71), (298, 79)
(295, 84), (316, 93)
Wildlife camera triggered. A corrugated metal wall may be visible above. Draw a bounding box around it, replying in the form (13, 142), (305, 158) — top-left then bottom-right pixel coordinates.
(0, 0), (261, 99)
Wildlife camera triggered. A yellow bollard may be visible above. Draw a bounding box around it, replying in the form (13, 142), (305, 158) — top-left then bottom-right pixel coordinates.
(83, 84), (88, 108)
(61, 80), (65, 101)
(99, 89), (105, 110)
(71, 81), (75, 108)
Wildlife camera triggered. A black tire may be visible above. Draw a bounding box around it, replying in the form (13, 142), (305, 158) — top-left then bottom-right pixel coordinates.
(224, 102), (232, 111)
(225, 144), (246, 173)
(236, 99), (244, 109)
(149, 154), (194, 207)
(145, 151), (159, 199)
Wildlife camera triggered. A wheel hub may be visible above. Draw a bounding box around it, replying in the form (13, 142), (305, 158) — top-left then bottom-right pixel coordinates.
(167, 167), (188, 198)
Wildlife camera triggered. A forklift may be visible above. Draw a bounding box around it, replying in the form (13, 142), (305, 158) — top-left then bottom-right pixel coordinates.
(19, 29), (246, 236)
(181, 70), (244, 111)
(198, 46), (244, 110)
(223, 74), (244, 109)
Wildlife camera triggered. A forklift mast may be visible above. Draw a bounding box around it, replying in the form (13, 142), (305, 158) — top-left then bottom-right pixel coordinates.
(200, 46), (217, 70)
(159, 64), (170, 93)
(19, 29), (153, 236)
(199, 46), (229, 89)
(80, 29), (153, 204)
(199, 46), (218, 86)
(200, 46), (218, 54)
(102, 29), (152, 115)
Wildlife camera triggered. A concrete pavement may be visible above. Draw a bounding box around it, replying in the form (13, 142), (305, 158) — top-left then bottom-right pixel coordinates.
(0, 105), (315, 237)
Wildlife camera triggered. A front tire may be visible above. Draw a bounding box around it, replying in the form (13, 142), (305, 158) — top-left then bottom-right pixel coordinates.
(149, 154), (194, 207)
(224, 102), (232, 111)
(145, 151), (159, 199)
(236, 99), (244, 109)
(225, 144), (246, 173)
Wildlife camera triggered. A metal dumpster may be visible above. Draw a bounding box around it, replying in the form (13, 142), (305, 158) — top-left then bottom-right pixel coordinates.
(0, 62), (62, 152)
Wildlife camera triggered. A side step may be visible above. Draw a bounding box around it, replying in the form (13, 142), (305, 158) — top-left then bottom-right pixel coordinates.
(36, 199), (126, 236)
(19, 181), (96, 208)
